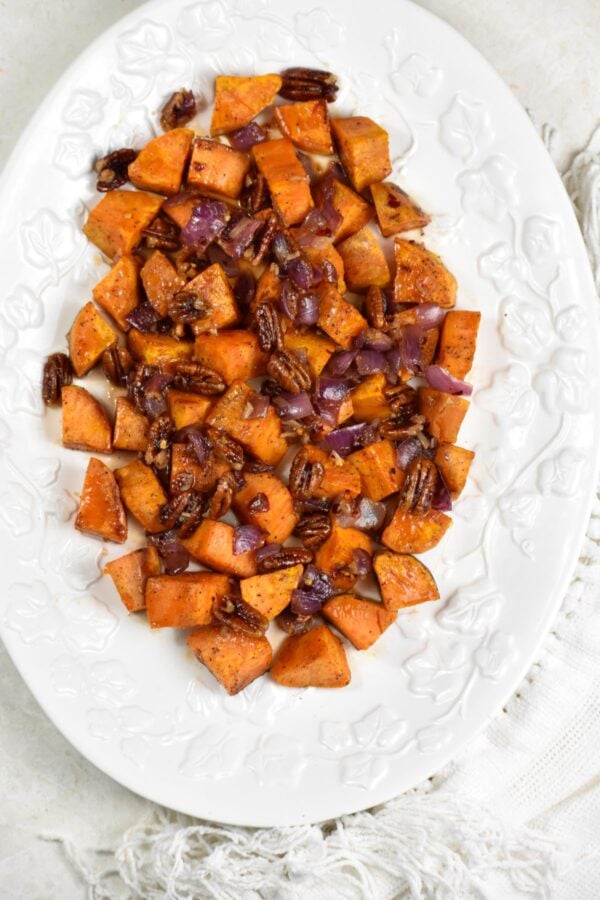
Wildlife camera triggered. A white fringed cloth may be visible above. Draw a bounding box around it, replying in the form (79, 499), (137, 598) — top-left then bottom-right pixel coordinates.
(65, 128), (600, 900)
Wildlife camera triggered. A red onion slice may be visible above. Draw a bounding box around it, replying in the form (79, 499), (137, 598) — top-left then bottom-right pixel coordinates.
(355, 328), (394, 352)
(325, 422), (368, 457)
(315, 377), (350, 404)
(352, 547), (372, 576)
(399, 324), (427, 374)
(324, 349), (357, 377)
(233, 524), (266, 555)
(125, 302), (159, 333)
(273, 391), (314, 420)
(356, 349), (387, 375)
(186, 429), (211, 466)
(425, 365), (473, 396)
(285, 256), (314, 291)
(220, 216), (263, 259)
(180, 200), (229, 250)
(336, 496), (386, 531)
(255, 542), (282, 562)
(149, 531), (190, 575)
(296, 293), (320, 326)
(396, 437), (423, 470)
(228, 122), (267, 151)
(432, 470), (453, 511)
(414, 303), (446, 328)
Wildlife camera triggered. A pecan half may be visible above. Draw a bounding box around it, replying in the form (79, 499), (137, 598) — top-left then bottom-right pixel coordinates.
(267, 349), (312, 393)
(398, 458), (438, 515)
(94, 148), (137, 192)
(206, 427), (244, 470)
(212, 594), (268, 637)
(160, 89), (196, 131)
(171, 361), (226, 396)
(248, 211), (277, 265)
(168, 290), (208, 323)
(160, 490), (206, 535)
(252, 302), (283, 352)
(142, 217), (180, 251)
(364, 285), (387, 331)
(101, 346), (133, 386)
(378, 412), (426, 441)
(294, 496), (331, 517)
(42, 353), (73, 405)
(258, 546), (313, 572)
(294, 513), (331, 549)
(240, 170), (270, 215)
(144, 415), (174, 470)
(276, 608), (316, 635)
(206, 471), (237, 519)
(384, 383), (418, 422)
(243, 460), (275, 475)
(279, 67), (339, 102)
(289, 449), (324, 499)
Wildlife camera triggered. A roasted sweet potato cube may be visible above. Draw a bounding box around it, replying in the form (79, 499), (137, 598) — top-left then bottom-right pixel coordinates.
(182, 519), (258, 578)
(317, 284), (367, 349)
(374, 551), (439, 610)
(211, 74), (282, 135)
(301, 445), (361, 499)
(163, 192), (200, 229)
(323, 595), (396, 650)
(74, 458), (126, 543)
(194, 331), (268, 384)
(170, 442), (230, 494)
(302, 242), (346, 293)
(382, 506), (453, 554)
(252, 139), (313, 226)
(128, 128), (194, 195)
(271, 625), (350, 688)
(434, 443), (474, 499)
(347, 440), (404, 501)
(140, 251), (184, 317)
(188, 626), (272, 694)
(371, 182), (430, 236)
(62, 385), (112, 454)
(252, 266), (281, 308)
(180, 264), (240, 335)
(313, 176), (373, 243)
(83, 190), (163, 259)
(283, 328), (336, 377)
(69, 301), (117, 377)
(104, 547), (160, 612)
(351, 373), (391, 421)
(187, 138), (250, 199)
(114, 459), (168, 533)
(112, 397), (150, 452)
(232, 472), (297, 544)
(437, 310), (480, 379)
(92, 255), (141, 331)
(145, 572), (231, 628)
(331, 117), (392, 192)
(337, 226), (390, 292)
(419, 388), (469, 443)
(394, 239), (457, 308)
(166, 391), (213, 430)
(207, 381), (287, 466)
(274, 99), (333, 155)
(240, 564), (303, 620)
(315, 520), (372, 591)
(128, 330), (193, 367)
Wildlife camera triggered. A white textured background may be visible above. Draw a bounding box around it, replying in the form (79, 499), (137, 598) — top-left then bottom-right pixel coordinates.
(0, 1), (599, 897)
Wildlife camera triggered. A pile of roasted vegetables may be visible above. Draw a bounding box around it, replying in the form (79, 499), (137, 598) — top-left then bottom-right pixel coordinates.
(42, 68), (480, 695)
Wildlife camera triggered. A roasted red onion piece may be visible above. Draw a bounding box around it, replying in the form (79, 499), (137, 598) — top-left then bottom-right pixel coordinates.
(336, 496), (386, 531)
(273, 391), (314, 420)
(425, 365), (473, 396)
(255, 542), (282, 563)
(125, 302), (160, 333)
(356, 349), (387, 375)
(180, 200), (229, 250)
(325, 423), (369, 457)
(396, 437), (423, 471)
(228, 122), (267, 151)
(233, 525), (266, 555)
(324, 350), (357, 377)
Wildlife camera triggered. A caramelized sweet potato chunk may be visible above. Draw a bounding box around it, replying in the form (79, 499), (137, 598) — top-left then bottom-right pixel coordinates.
(347, 440), (404, 501)
(188, 138), (250, 199)
(83, 189), (163, 259)
(207, 381), (287, 466)
(271, 625), (351, 688)
(115, 459), (168, 533)
(283, 328), (336, 377)
(302, 242), (346, 293)
(104, 546), (160, 612)
(350, 373), (391, 421)
(75, 457), (127, 543)
(194, 331), (268, 384)
(436, 310), (480, 379)
(112, 397), (150, 452)
(315, 520), (372, 591)
(371, 182), (430, 236)
(182, 519), (258, 578)
(240, 564), (303, 620)
(69, 302), (117, 377)
(92, 255), (141, 331)
(274, 99), (333, 155)
(253, 267), (281, 309)
(232, 472), (297, 544)
(211, 74), (282, 135)
(323, 595), (396, 650)
(301, 445), (361, 499)
(394, 239), (457, 308)
(313, 176), (372, 243)
(62, 385), (112, 454)
(317, 283), (368, 349)
(434, 443), (474, 499)
(163, 192), (199, 229)
(127, 330), (193, 367)
(128, 128), (194, 195)
(181, 263), (240, 335)
(166, 391), (213, 429)
(252, 139), (313, 226)
(331, 117), (391, 192)
(337, 226), (390, 292)
(140, 251), (184, 317)
(381, 506), (452, 554)
(145, 572), (231, 628)
(418, 388), (469, 443)
(188, 625), (272, 695)
(374, 551), (439, 610)
(170, 442), (230, 494)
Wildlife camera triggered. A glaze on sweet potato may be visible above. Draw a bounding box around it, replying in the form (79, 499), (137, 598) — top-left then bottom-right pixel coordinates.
(170, 442), (230, 494)
(114, 459), (168, 533)
(62, 385), (112, 454)
(300, 445), (361, 499)
(140, 250), (184, 317)
(253, 267), (281, 309)
(181, 263), (241, 335)
(394, 239), (457, 308)
(188, 625), (273, 695)
(128, 128), (194, 195)
(374, 551), (440, 610)
(347, 440), (404, 501)
(163, 192), (200, 229)
(127, 330), (193, 367)
(371, 182), (430, 236)
(302, 242), (346, 293)
(104, 546), (160, 612)
(232, 472), (297, 544)
(211, 74), (282, 135)
(323, 595), (396, 650)
(207, 381), (287, 466)
(188, 138), (250, 199)
(418, 388), (469, 443)
(112, 397), (150, 452)
(313, 176), (373, 243)
(331, 117), (392, 192)
(252, 139), (314, 226)
(434, 443), (474, 499)
(166, 391), (213, 430)
(92, 255), (141, 331)
(69, 301), (118, 377)
(145, 572), (231, 628)
(315, 520), (372, 591)
(271, 625), (351, 688)
(182, 519), (258, 578)
(194, 331), (268, 384)
(75, 457), (127, 543)
(83, 189), (163, 259)
(436, 310), (480, 379)
(240, 564), (303, 620)
(317, 283), (368, 349)
(337, 226), (390, 292)
(382, 506), (452, 554)
(274, 99), (333, 155)
(350, 372), (391, 421)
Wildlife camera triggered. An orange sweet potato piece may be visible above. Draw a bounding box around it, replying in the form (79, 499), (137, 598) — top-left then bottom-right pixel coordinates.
(104, 547), (160, 612)
(382, 506), (452, 554)
(253, 266), (281, 308)
(187, 138), (250, 199)
(271, 625), (351, 688)
(240, 564), (303, 620)
(211, 74), (282, 135)
(140, 251), (184, 317)
(145, 572), (231, 628)
(75, 457), (127, 543)
(283, 328), (336, 377)
(83, 189), (163, 259)
(347, 440), (404, 501)
(374, 551), (439, 610)
(351, 373), (391, 421)
(163, 192), (200, 229)
(128, 128), (194, 195)
(170, 442), (230, 494)
(207, 381), (287, 466)
(69, 301), (117, 377)
(434, 443), (474, 499)
(323, 595), (396, 650)
(188, 626), (272, 694)
(232, 472), (297, 544)
(419, 388), (469, 443)
(302, 242), (346, 293)
(114, 459), (168, 533)
(194, 331), (268, 384)
(437, 310), (481, 379)
(337, 226), (390, 291)
(182, 519), (258, 578)
(166, 391), (213, 429)
(180, 264), (240, 335)
(371, 182), (430, 236)
(112, 397), (150, 452)
(394, 239), (457, 308)
(317, 283), (367, 349)
(331, 117), (392, 192)
(128, 330), (193, 367)
(252, 139), (313, 226)
(315, 520), (372, 591)
(313, 176), (373, 243)
(301, 445), (361, 499)
(62, 386), (112, 454)
(274, 99), (333, 155)
(92, 255), (141, 331)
